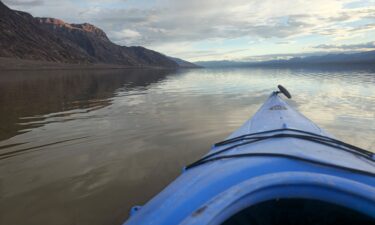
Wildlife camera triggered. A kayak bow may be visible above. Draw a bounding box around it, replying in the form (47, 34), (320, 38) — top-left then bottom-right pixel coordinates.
(124, 85), (375, 225)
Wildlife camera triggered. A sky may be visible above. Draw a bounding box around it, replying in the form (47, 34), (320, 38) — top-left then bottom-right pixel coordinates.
(3, 0), (375, 61)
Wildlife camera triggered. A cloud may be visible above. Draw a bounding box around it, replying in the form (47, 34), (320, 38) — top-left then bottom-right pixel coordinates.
(314, 41), (375, 50)
(3, 0), (44, 6)
(110, 28), (142, 45)
(78, 1), (375, 45)
(239, 52), (335, 61)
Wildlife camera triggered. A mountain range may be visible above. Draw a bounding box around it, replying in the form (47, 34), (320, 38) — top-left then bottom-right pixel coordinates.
(195, 51), (375, 68)
(0, 1), (198, 68)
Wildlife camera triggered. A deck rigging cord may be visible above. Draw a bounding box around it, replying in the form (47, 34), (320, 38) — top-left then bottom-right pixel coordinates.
(186, 128), (375, 172)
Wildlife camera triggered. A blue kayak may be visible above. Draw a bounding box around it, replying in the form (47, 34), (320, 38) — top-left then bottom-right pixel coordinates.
(124, 86), (375, 225)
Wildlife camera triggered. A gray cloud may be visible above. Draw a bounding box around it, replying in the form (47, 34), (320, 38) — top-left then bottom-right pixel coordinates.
(79, 1), (375, 48)
(314, 41), (375, 50)
(3, 0), (43, 6)
(241, 52), (333, 61)
(89, 10), (313, 46)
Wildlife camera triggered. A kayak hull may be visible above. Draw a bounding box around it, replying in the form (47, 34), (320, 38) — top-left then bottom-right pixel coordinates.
(124, 91), (375, 225)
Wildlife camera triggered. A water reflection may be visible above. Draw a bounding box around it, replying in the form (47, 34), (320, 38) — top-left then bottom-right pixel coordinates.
(0, 67), (374, 225)
(0, 69), (173, 141)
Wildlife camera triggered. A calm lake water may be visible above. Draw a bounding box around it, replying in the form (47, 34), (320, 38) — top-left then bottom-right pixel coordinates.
(0, 67), (374, 225)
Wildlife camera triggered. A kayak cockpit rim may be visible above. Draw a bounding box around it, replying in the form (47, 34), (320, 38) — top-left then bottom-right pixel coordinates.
(222, 198), (374, 225)
(182, 172), (375, 224)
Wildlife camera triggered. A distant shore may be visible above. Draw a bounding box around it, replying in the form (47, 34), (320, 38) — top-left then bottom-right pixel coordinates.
(0, 57), (181, 71)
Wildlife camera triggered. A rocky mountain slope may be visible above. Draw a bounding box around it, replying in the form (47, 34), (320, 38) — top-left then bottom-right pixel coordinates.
(0, 1), (91, 63)
(168, 56), (201, 68)
(0, 2), (195, 68)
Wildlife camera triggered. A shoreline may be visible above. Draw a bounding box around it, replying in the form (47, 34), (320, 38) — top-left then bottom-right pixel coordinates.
(0, 57), (184, 71)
